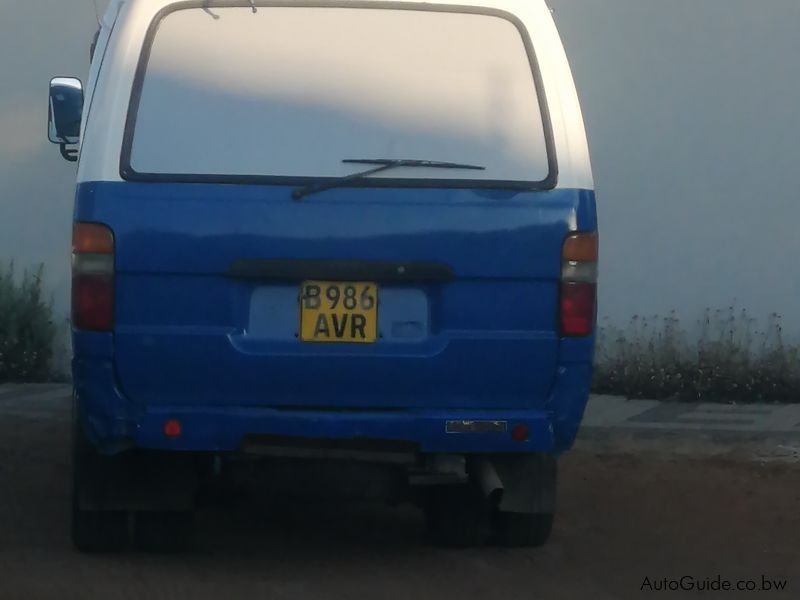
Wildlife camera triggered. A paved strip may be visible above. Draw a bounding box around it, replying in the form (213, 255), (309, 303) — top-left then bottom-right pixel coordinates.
(0, 384), (71, 420)
(0, 384), (25, 398)
(694, 406), (772, 414)
(583, 395), (800, 436)
(0, 384), (70, 400)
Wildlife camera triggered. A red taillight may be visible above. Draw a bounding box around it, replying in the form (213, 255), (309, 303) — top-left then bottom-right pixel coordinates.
(72, 223), (114, 331)
(560, 233), (598, 337)
(560, 282), (596, 337)
(72, 273), (114, 331)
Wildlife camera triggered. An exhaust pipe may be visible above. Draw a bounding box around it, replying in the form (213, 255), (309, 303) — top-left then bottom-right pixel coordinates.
(474, 458), (504, 506)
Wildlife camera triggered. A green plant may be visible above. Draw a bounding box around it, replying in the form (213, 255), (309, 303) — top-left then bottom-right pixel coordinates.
(593, 308), (800, 403)
(0, 263), (57, 382)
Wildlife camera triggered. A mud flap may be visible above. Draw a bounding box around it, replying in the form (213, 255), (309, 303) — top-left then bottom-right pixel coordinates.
(77, 449), (197, 512)
(486, 454), (557, 515)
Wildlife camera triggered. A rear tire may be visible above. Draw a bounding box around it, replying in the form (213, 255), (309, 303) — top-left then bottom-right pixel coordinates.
(71, 505), (130, 553)
(134, 511), (194, 553)
(424, 485), (489, 547)
(71, 415), (130, 553)
(492, 511), (554, 548)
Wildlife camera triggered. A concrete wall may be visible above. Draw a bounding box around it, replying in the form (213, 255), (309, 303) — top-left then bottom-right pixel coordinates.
(1, 0), (798, 342)
(549, 0), (800, 335)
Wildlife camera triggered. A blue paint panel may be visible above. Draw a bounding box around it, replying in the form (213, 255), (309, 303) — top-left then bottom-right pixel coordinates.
(73, 182), (597, 453)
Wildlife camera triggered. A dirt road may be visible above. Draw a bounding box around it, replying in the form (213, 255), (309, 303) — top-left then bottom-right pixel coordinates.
(0, 398), (797, 599)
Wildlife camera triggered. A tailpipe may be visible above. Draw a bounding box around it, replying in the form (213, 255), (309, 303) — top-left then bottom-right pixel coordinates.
(473, 458), (504, 506)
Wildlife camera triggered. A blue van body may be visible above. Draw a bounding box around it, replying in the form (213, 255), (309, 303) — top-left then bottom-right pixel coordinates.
(73, 182), (596, 455)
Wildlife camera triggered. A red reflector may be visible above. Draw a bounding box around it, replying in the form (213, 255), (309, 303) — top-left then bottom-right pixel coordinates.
(164, 419), (182, 438)
(560, 282), (596, 337)
(511, 423), (529, 442)
(72, 273), (114, 331)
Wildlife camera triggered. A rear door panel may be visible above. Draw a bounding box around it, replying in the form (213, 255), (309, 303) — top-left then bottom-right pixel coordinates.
(76, 182), (595, 410)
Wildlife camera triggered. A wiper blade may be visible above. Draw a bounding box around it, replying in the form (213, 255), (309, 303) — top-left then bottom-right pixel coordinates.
(292, 158), (486, 200)
(342, 159), (486, 170)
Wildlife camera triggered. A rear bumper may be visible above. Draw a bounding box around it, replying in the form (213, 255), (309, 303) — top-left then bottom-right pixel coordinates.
(133, 406), (559, 454)
(73, 341), (592, 456)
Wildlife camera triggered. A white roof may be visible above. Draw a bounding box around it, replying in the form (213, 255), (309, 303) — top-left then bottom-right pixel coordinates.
(105, 0), (548, 17)
(81, 0), (593, 189)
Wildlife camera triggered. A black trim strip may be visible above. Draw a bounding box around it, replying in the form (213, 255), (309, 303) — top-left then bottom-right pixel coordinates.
(241, 434), (419, 454)
(226, 259), (455, 283)
(119, 1), (559, 191)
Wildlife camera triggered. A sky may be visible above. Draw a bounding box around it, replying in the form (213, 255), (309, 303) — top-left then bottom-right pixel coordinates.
(0, 0), (799, 339)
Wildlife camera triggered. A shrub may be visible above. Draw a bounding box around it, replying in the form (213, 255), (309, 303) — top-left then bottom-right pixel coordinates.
(0, 263), (57, 382)
(593, 308), (800, 403)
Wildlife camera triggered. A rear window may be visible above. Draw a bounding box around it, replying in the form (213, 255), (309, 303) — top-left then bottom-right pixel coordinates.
(123, 5), (554, 188)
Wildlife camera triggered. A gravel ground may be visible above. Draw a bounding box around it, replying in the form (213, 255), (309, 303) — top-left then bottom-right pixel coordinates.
(0, 405), (798, 599)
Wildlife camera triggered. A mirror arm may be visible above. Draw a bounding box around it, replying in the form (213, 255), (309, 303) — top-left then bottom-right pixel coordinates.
(59, 143), (78, 163)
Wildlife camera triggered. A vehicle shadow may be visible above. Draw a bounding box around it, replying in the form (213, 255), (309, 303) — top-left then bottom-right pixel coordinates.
(0, 408), (570, 600)
(190, 480), (429, 560)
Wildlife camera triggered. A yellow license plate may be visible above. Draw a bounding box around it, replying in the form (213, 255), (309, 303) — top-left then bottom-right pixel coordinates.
(299, 281), (378, 343)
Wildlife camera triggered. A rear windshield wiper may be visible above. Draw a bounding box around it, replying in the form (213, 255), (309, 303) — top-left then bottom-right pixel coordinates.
(292, 158), (486, 200)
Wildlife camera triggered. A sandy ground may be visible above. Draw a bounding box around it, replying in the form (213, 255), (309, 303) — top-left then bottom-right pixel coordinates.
(0, 409), (798, 600)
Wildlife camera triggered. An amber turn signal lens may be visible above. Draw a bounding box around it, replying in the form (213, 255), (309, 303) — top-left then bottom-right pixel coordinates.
(562, 232), (598, 263)
(73, 223), (114, 255)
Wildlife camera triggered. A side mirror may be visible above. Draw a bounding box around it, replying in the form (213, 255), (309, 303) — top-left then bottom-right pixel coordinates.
(48, 77), (84, 162)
